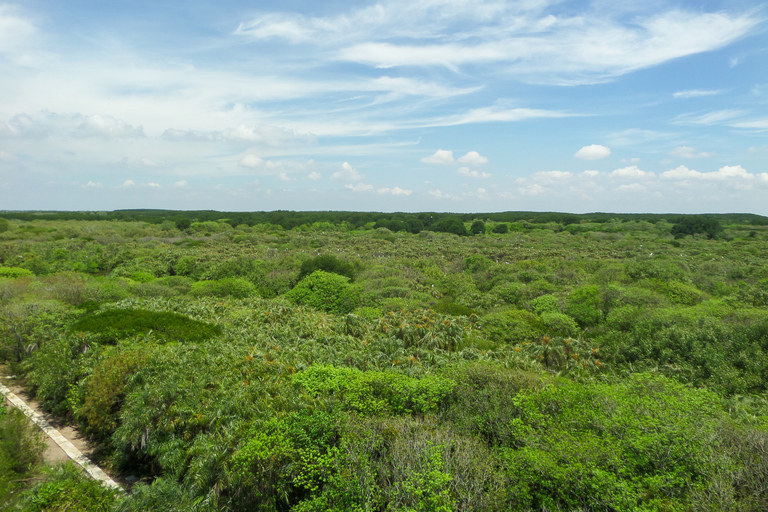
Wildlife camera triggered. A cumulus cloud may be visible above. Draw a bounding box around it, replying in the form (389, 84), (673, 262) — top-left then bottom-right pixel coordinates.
(670, 146), (714, 158)
(240, 155), (264, 168)
(332, 162), (362, 182)
(278, 171), (296, 181)
(345, 182), (373, 192)
(174, 180), (189, 187)
(662, 164), (761, 182)
(458, 151), (489, 165)
(616, 183), (647, 192)
(162, 128), (210, 142)
(378, 186), (413, 195)
(308, 171), (322, 180)
(458, 167), (491, 178)
(575, 144), (611, 160)
(220, 124), (314, 147)
(0, 113), (49, 138)
(532, 170), (573, 183)
(73, 114), (144, 139)
(611, 166), (652, 178)
(121, 180), (135, 187)
(149, 182), (160, 187)
(421, 149), (454, 164)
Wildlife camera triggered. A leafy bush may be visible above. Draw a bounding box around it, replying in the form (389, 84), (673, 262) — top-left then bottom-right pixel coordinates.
(491, 223), (509, 234)
(17, 462), (120, 511)
(80, 347), (150, 439)
(539, 312), (579, 337)
(0, 405), (45, 506)
(69, 308), (221, 344)
(480, 308), (542, 345)
(285, 270), (361, 314)
(293, 365), (455, 416)
(429, 217), (468, 236)
(0, 266), (34, 278)
(565, 285), (602, 327)
(298, 254), (356, 281)
(470, 220), (486, 235)
(190, 277), (257, 299)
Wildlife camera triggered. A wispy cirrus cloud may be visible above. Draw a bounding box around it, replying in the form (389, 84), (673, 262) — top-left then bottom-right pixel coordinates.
(237, 1), (761, 84)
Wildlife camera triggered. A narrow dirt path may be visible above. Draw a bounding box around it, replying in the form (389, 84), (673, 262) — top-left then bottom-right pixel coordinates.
(1, 373), (122, 491)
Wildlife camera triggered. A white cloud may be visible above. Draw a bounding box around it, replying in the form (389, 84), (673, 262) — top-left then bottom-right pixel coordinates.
(240, 2), (760, 84)
(431, 107), (570, 127)
(174, 180), (188, 188)
(458, 167), (492, 178)
(74, 114), (144, 139)
(518, 184), (546, 196)
(674, 110), (744, 126)
(0, 113), (49, 138)
(662, 164), (759, 182)
(345, 182), (373, 192)
(278, 171), (295, 181)
(730, 118), (768, 130)
(575, 144), (611, 160)
(308, 171), (322, 180)
(611, 166), (653, 178)
(148, 182), (160, 188)
(122, 180), (135, 187)
(670, 146), (713, 158)
(531, 170), (573, 183)
(141, 158), (158, 167)
(421, 149), (454, 164)
(458, 151), (489, 165)
(240, 155), (264, 168)
(162, 128), (210, 142)
(378, 186), (412, 195)
(220, 124), (314, 147)
(84, 181), (102, 188)
(0, 5), (37, 56)
(0, 150), (12, 160)
(662, 165), (701, 180)
(616, 183), (647, 192)
(581, 170), (600, 177)
(332, 161), (362, 182)
(673, 89), (724, 99)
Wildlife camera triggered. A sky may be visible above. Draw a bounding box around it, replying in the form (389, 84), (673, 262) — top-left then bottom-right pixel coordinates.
(1, 0), (767, 214)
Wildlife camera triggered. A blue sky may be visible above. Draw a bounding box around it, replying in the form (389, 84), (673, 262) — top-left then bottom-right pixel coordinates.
(1, 0), (767, 214)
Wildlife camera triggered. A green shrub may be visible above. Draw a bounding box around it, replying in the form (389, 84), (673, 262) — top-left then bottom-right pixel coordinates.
(0, 266), (34, 278)
(298, 254), (356, 281)
(539, 312), (579, 337)
(285, 270), (361, 314)
(491, 223), (509, 234)
(80, 347), (150, 440)
(190, 277), (257, 299)
(530, 294), (559, 315)
(1, 405), (45, 506)
(480, 308), (542, 345)
(470, 220), (486, 235)
(293, 365), (455, 416)
(565, 285), (602, 327)
(17, 462), (120, 511)
(69, 309), (221, 344)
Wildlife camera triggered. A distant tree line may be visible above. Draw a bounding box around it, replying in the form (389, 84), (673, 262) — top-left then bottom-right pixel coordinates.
(1, 210), (765, 231)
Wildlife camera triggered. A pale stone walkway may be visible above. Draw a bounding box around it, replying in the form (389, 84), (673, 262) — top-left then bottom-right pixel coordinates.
(1, 378), (123, 491)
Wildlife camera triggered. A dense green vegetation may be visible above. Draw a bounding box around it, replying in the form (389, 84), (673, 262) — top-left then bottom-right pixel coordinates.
(1, 211), (767, 511)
